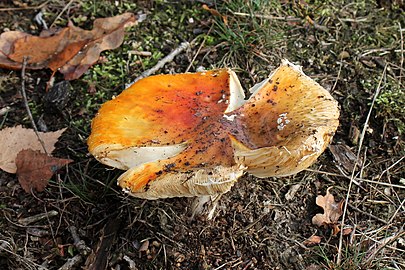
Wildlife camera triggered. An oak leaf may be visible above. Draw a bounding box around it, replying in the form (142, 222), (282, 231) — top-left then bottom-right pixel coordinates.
(312, 188), (344, 235)
(0, 126), (66, 173)
(0, 13), (137, 80)
(16, 149), (72, 193)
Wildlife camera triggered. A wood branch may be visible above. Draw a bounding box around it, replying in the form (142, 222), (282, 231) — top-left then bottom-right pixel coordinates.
(85, 216), (122, 270)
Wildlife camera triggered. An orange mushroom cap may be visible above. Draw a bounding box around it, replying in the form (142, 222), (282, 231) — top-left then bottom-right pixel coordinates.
(88, 60), (339, 199)
(88, 69), (246, 198)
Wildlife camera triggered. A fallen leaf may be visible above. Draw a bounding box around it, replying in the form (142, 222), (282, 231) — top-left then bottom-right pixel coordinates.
(312, 187), (344, 235)
(303, 235), (322, 246)
(16, 149), (72, 193)
(342, 227), (353, 236)
(0, 126), (66, 173)
(329, 144), (362, 173)
(0, 13), (137, 80)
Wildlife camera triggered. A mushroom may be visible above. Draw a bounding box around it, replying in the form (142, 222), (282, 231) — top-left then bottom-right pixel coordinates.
(88, 60), (339, 200)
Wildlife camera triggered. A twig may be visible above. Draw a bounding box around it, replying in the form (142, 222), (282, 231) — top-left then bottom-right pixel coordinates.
(0, 0), (50, 11)
(348, 203), (387, 224)
(21, 57), (48, 154)
(336, 65), (387, 265)
(235, 213), (268, 235)
(123, 255), (137, 270)
(50, 0), (75, 28)
(0, 106), (11, 129)
(34, 11), (48, 29)
(378, 156), (404, 182)
(232, 12), (300, 22)
(0, 239), (42, 270)
(128, 50), (152, 56)
(85, 217), (121, 270)
(0, 106), (10, 129)
(18, 210), (58, 226)
(185, 25), (214, 73)
(362, 229), (405, 267)
(130, 41), (190, 85)
(69, 226), (91, 256)
(388, 198), (405, 224)
(305, 168), (405, 189)
(398, 22), (404, 81)
(0, 106), (10, 116)
(330, 60), (343, 93)
(58, 254), (83, 270)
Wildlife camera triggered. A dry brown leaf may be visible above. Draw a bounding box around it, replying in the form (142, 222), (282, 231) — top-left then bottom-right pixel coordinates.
(303, 235), (322, 246)
(342, 227), (353, 236)
(0, 13), (136, 80)
(16, 149), (72, 193)
(329, 144), (362, 173)
(0, 126), (66, 173)
(312, 187), (344, 235)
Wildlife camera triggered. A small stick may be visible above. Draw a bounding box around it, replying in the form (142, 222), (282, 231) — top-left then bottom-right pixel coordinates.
(348, 203), (387, 224)
(185, 25), (214, 73)
(0, 106), (10, 116)
(21, 57), (48, 154)
(232, 12), (301, 22)
(398, 22), (404, 82)
(388, 198), (405, 224)
(305, 168), (405, 190)
(69, 226), (91, 256)
(123, 255), (137, 270)
(330, 60), (343, 93)
(18, 210), (58, 226)
(86, 217), (121, 270)
(362, 229), (405, 267)
(128, 50), (152, 56)
(58, 254), (83, 270)
(377, 156), (404, 182)
(34, 11), (48, 29)
(130, 41), (190, 85)
(50, 0), (75, 28)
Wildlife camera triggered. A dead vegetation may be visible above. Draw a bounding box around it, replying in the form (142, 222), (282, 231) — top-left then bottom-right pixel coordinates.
(0, 0), (404, 269)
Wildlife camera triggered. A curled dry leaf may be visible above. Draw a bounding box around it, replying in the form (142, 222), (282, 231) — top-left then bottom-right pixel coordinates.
(312, 188), (344, 235)
(0, 13), (137, 80)
(16, 149), (72, 193)
(0, 126), (66, 173)
(88, 60), (340, 199)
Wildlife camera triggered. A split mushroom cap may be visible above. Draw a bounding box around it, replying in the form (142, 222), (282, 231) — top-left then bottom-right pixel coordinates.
(88, 60), (339, 199)
(230, 60), (340, 177)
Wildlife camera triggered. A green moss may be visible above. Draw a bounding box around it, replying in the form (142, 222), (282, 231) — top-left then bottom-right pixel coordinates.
(376, 87), (405, 134)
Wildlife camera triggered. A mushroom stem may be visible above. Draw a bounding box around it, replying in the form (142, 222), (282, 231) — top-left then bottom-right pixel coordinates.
(190, 194), (223, 220)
